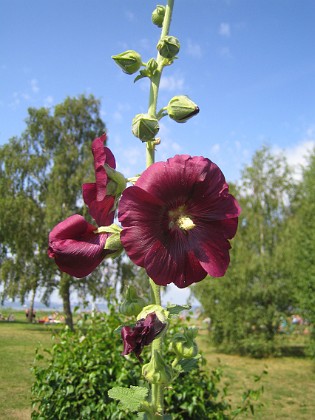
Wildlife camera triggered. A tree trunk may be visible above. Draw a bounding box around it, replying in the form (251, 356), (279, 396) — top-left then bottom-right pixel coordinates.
(59, 273), (74, 330)
(27, 286), (37, 323)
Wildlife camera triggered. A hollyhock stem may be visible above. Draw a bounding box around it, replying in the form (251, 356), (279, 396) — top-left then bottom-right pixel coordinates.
(145, 1), (175, 417)
(146, 0), (175, 167)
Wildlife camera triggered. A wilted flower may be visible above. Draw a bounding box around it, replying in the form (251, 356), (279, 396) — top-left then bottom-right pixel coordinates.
(48, 213), (115, 278)
(121, 312), (166, 360)
(118, 154), (241, 288)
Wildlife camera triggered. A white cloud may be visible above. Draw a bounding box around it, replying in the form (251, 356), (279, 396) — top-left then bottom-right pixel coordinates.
(44, 96), (54, 106)
(186, 39), (202, 58)
(273, 138), (315, 180)
(160, 75), (184, 91)
(219, 23), (231, 37)
(30, 78), (39, 93)
(210, 143), (220, 154)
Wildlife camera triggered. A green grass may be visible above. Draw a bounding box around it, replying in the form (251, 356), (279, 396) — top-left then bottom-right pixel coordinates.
(197, 329), (315, 419)
(0, 311), (314, 419)
(0, 310), (60, 420)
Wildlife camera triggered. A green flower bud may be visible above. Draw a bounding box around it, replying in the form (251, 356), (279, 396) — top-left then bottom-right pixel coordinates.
(112, 50), (142, 75)
(152, 5), (165, 28)
(132, 113), (159, 142)
(120, 285), (146, 317)
(167, 95), (200, 123)
(157, 36), (180, 59)
(142, 350), (173, 385)
(171, 327), (198, 359)
(104, 164), (127, 196)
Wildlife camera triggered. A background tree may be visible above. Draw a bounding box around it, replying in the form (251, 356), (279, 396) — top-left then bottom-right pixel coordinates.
(193, 146), (297, 357)
(284, 149), (315, 355)
(0, 95), (111, 327)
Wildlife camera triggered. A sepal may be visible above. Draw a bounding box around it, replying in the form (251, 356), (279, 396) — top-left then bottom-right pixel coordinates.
(112, 50), (143, 75)
(166, 95), (199, 123)
(142, 350), (173, 385)
(152, 5), (166, 28)
(132, 113), (159, 142)
(157, 36), (180, 59)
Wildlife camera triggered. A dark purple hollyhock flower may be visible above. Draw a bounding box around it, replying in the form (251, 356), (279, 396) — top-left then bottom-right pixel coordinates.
(82, 133), (116, 226)
(118, 154), (241, 288)
(48, 212), (114, 278)
(121, 313), (166, 360)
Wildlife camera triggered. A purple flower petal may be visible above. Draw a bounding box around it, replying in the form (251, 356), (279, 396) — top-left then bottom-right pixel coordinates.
(121, 313), (166, 360)
(118, 155), (241, 288)
(91, 134), (116, 201)
(48, 214), (110, 278)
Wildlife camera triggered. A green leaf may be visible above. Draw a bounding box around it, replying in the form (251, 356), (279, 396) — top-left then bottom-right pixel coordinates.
(167, 304), (191, 316)
(178, 357), (199, 372)
(108, 386), (148, 412)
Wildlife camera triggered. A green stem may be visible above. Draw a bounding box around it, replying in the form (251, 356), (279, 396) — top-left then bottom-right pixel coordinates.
(146, 0), (175, 170)
(145, 2), (175, 417)
(144, 2), (175, 418)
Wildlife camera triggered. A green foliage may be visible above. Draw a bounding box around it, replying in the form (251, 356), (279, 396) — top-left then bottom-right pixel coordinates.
(32, 307), (263, 419)
(31, 307), (138, 419)
(194, 146), (298, 357)
(0, 95), (116, 326)
(108, 386), (149, 413)
(284, 148), (315, 357)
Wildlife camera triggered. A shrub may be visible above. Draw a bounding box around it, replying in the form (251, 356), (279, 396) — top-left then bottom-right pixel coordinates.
(32, 306), (262, 419)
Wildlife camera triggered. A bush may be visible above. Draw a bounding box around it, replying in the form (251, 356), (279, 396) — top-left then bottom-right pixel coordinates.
(31, 307), (138, 419)
(32, 306), (262, 419)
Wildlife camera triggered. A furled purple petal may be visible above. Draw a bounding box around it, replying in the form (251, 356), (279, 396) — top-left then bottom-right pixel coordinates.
(82, 183), (115, 226)
(48, 214), (109, 278)
(121, 313), (166, 360)
(91, 134), (116, 201)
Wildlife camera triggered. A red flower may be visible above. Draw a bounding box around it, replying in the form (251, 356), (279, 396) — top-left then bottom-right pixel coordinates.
(82, 134), (116, 226)
(48, 213), (114, 278)
(121, 313), (166, 360)
(118, 155), (241, 288)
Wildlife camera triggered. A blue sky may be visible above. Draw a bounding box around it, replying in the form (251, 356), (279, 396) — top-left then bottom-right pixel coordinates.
(2, 0), (315, 182)
(1, 0), (315, 304)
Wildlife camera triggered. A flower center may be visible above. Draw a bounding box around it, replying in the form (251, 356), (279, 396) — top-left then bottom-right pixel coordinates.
(168, 206), (195, 232)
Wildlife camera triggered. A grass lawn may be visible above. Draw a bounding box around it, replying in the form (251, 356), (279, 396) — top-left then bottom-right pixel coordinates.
(197, 329), (315, 419)
(0, 310), (314, 419)
(0, 310), (60, 420)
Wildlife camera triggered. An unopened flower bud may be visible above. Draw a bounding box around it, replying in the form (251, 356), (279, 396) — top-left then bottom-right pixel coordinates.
(104, 164), (127, 196)
(112, 50), (142, 75)
(142, 350), (173, 384)
(171, 327), (198, 359)
(120, 286), (146, 317)
(157, 36), (180, 59)
(132, 113), (159, 142)
(152, 5), (165, 28)
(167, 95), (199, 123)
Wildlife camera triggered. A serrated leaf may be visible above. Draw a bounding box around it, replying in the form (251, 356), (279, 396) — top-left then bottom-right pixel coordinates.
(108, 386), (148, 412)
(167, 304), (191, 316)
(178, 357), (199, 372)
